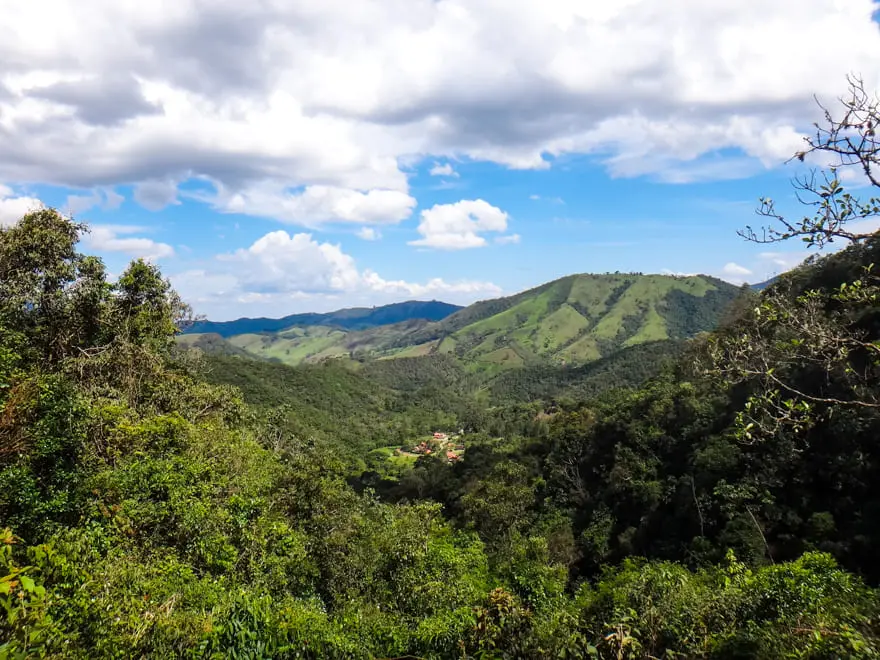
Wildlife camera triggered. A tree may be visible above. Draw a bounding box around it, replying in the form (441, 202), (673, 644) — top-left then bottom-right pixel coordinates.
(741, 75), (880, 249)
(708, 76), (880, 444)
(0, 209), (108, 364)
(705, 268), (880, 444)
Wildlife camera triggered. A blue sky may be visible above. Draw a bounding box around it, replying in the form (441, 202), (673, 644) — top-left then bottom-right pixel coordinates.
(2, 0), (880, 320)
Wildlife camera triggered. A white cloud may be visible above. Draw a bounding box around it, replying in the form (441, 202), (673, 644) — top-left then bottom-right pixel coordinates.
(757, 251), (810, 272)
(846, 218), (880, 236)
(429, 162), (459, 177)
(410, 199), (509, 249)
(103, 188), (125, 210)
(66, 187), (125, 215)
(171, 229), (501, 319)
(716, 261), (754, 285)
(722, 262), (752, 277)
(495, 233), (521, 245)
(66, 191), (103, 215)
(134, 180), (180, 212)
(219, 230), (362, 294)
(712, 250), (809, 286)
(0, 0), (878, 222)
(0, 185), (43, 227)
(210, 184), (416, 228)
(356, 227), (380, 240)
(84, 225), (175, 260)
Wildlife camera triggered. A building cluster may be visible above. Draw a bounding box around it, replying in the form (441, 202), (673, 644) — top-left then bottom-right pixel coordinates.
(409, 432), (464, 462)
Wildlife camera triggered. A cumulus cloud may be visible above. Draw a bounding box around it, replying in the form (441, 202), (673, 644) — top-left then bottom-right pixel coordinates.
(429, 162), (458, 177)
(846, 217), (880, 236)
(410, 199), (510, 249)
(0, 185), (43, 226)
(722, 262), (752, 277)
(716, 261), (754, 285)
(211, 184), (416, 227)
(219, 231), (361, 294)
(495, 233), (521, 245)
(171, 230), (501, 319)
(0, 0), (878, 222)
(28, 74), (160, 126)
(83, 225), (175, 260)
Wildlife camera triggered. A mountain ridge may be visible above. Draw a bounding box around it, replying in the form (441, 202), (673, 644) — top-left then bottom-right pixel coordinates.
(185, 299), (463, 337)
(180, 272), (744, 373)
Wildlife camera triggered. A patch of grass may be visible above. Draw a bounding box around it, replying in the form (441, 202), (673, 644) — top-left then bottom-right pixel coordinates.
(534, 303), (591, 354)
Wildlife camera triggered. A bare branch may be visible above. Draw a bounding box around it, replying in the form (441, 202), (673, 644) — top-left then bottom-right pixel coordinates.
(742, 75), (880, 249)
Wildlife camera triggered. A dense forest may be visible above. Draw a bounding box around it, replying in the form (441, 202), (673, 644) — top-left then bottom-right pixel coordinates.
(3, 80), (880, 658)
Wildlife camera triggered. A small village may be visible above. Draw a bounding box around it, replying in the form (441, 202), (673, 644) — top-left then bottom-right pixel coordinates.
(396, 430), (465, 463)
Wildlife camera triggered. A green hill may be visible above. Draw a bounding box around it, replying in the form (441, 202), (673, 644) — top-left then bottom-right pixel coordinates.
(184, 299), (462, 337)
(392, 273), (742, 373)
(181, 318), (437, 365)
(181, 273), (742, 372)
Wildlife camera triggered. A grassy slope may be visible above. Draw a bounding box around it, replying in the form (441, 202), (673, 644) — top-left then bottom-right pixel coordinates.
(181, 274), (741, 373)
(185, 319), (436, 365)
(429, 274), (738, 372)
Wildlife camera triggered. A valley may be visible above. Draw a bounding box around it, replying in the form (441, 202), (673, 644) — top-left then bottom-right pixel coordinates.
(5, 205), (880, 659)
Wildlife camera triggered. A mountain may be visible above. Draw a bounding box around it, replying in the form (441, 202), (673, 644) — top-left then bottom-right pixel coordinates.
(750, 276), (779, 291)
(184, 299), (463, 337)
(386, 273), (742, 373)
(181, 273), (743, 371)
(179, 317), (439, 364)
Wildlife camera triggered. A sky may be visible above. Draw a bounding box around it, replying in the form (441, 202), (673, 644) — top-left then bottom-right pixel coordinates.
(1, 0), (880, 321)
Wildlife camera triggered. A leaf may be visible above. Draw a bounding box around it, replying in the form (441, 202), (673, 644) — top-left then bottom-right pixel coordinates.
(19, 575), (35, 592)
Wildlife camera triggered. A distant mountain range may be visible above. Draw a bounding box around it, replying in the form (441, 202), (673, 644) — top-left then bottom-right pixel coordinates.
(180, 273), (744, 374)
(750, 276), (779, 291)
(184, 300), (463, 337)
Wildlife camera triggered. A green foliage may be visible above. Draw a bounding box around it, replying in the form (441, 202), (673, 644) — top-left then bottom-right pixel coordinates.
(577, 551), (880, 659)
(4, 202), (880, 658)
(414, 273), (738, 373)
(195, 353), (477, 462)
(486, 339), (684, 405)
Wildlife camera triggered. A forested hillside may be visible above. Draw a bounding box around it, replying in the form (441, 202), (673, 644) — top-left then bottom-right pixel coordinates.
(185, 300), (463, 337)
(4, 82), (880, 658)
(198, 353), (486, 464)
(390, 273), (741, 372)
(180, 273), (742, 373)
(179, 318), (435, 365)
